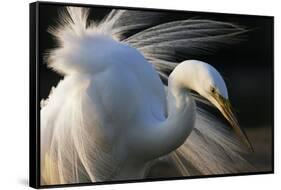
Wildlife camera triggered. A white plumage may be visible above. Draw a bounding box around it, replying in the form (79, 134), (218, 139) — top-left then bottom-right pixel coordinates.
(41, 7), (254, 185)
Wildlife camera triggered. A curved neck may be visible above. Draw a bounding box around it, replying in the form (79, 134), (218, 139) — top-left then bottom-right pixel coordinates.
(133, 76), (196, 160)
(161, 78), (196, 153)
(167, 77), (189, 114)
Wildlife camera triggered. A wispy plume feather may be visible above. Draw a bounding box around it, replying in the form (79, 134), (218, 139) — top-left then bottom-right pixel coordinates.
(48, 7), (90, 42)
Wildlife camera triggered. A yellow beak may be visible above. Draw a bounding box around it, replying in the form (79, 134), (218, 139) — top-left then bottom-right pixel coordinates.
(214, 94), (254, 152)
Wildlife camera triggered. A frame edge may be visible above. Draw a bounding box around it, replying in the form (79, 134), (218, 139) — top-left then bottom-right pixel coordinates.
(29, 1), (40, 189)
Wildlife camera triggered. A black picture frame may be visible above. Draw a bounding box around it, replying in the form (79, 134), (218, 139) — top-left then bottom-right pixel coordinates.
(30, 1), (274, 188)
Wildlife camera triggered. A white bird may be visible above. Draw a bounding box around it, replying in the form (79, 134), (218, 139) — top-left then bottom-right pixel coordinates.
(40, 7), (255, 185)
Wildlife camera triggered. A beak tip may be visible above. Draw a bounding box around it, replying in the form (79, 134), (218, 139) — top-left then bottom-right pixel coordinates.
(246, 141), (254, 153)
(214, 96), (255, 154)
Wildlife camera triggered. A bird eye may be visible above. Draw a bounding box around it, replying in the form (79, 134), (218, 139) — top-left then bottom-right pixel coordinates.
(210, 87), (215, 93)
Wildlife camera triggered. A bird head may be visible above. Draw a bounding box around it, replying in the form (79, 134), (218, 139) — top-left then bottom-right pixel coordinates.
(176, 60), (253, 152)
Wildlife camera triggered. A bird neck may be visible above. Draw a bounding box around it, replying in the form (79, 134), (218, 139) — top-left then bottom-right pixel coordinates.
(148, 76), (196, 158)
(167, 79), (190, 114)
(166, 75), (196, 133)
(125, 72), (196, 161)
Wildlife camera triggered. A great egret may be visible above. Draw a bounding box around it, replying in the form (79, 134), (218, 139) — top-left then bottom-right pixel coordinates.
(40, 7), (254, 185)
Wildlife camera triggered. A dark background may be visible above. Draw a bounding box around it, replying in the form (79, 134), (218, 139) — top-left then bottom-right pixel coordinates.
(38, 3), (273, 172)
